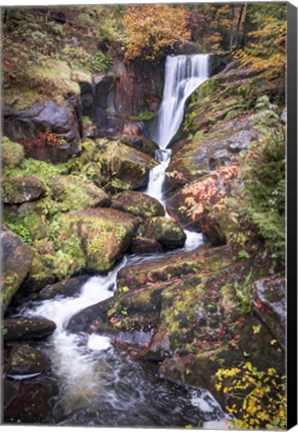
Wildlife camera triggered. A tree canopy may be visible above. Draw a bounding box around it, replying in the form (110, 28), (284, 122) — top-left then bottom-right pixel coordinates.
(123, 5), (190, 61)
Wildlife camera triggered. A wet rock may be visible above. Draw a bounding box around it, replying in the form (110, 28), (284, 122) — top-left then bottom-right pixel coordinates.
(48, 175), (110, 211)
(3, 98), (81, 163)
(3, 317), (56, 341)
(117, 245), (233, 292)
(111, 191), (165, 218)
(166, 114), (257, 195)
(67, 297), (113, 333)
(6, 345), (51, 378)
(2, 176), (46, 204)
(58, 208), (139, 272)
(2, 136), (25, 167)
(140, 217), (186, 249)
(3, 375), (59, 424)
(130, 237), (163, 254)
(250, 275), (286, 349)
(208, 149), (231, 170)
(38, 275), (90, 300)
(1, 226), (34, 311)
(119, 135), (158, 157)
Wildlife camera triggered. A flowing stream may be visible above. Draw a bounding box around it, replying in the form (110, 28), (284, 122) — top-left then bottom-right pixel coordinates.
(10, 54), (228, 427)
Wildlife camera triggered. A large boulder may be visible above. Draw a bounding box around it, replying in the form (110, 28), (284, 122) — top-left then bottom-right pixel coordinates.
(68, 138), (156, 193)
(57, 208), (139, 272)
(3, 98), (81, 164)
(6, 345), (51, 378)
(111, 191), (165, 218)
(3, 375), (59, 424)
(48, 175), (110, 211)
(2, 176), (46, 204)
(140, 217), (186, 249)
(1, 227), (34, 311)
(3, 317), (57, 341)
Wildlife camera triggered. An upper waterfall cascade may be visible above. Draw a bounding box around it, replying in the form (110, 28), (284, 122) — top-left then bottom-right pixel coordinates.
(153, 54), (210, 149)
(146, 54), (209, 205)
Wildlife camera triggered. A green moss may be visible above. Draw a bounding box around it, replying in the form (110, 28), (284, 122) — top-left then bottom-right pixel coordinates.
(1, 137), (25, 167)
(27, 59), (80, 104)
(3, 158), (66, 183)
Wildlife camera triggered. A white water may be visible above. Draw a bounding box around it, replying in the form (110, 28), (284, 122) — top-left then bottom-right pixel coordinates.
(153, 54), (209, 149)
(146, 54), (209, 250)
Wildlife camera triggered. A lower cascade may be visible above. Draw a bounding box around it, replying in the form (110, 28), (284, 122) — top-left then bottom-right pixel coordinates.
(8, 53), (227, 427)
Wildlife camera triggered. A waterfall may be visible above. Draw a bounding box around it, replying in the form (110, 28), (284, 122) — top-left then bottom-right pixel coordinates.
(146, 54), (209, 209)
(154, 54), (209, 149)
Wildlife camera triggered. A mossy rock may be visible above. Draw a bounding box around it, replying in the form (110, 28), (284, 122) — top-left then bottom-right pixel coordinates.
(1, 137), (25, 167)
(140, 217), (186, 249)
(117, 245), (234, 292)
(57, 208), (139, 272)
(2, 176), (46, 204)
(111, 191), (165, 218)
(6, 345), (51, 377)
(68, 138), (156, 192)
(3, 317), (56, 341)
(27, 59), (80, 104)
(48, 175), (110, 211)
(1, 226), (34, 312)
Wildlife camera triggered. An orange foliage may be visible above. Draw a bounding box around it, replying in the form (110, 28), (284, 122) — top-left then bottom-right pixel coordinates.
(123, 5), (190, 61)
(182, 164), (239, 221)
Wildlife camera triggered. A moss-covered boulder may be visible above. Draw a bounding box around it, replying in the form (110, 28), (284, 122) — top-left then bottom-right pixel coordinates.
(117, 245), (234, 292)
(1, 226), (34, 311)
(140, 217), (186, 249)
(57, 208), (139, 272)
(1, 137), (25, 167)
(68, 138), (156, 193)
(2, 176), (46, 204)
(6, 345), (51, 378)
(48, 175), (110, 211)
(111, 191), (165, 218)
(3, 317), (57, 341)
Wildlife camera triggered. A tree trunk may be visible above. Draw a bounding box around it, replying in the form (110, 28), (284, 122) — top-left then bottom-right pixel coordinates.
(233, 4), (246, 50)
(229, 4), (235, 52)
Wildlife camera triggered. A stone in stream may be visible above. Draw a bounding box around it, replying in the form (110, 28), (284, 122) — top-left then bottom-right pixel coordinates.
(111, 190), (165, 218)
(130, 237), (163, 254)
(6, 344), (51, 378)
(38, 275), (90, 300)
(3, 317), (56, 342)
(3, 375), (59, 424)
(2, 176), (46, 204)
(140, 217), (186, 249)
(1, 226), (34, 312)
